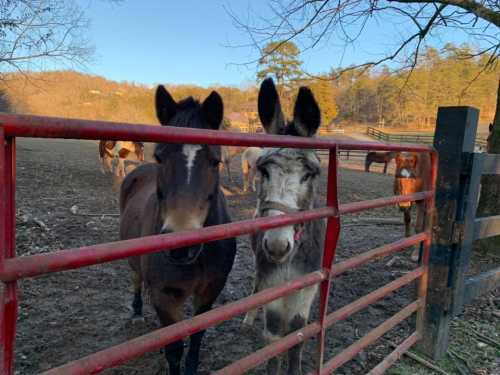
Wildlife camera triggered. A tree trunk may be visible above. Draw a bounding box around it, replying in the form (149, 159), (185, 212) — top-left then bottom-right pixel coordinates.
(477, 79), (500, 252)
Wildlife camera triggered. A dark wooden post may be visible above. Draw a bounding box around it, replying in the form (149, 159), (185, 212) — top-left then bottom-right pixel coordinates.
(418, 106), (479, 359)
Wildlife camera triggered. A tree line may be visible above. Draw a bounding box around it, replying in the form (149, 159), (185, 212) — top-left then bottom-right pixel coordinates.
(0, 43), (497, 129)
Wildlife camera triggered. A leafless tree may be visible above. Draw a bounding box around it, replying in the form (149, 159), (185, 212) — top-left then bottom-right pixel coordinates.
(228, 0), (499, 77)
(0, 0), (120, 77)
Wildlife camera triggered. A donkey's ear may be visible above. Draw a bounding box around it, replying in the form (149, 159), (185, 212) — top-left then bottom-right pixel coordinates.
(258, 78), (285, 134)
(202, 91), (224, 130)
(155, 85), (177, 126)
(291, 86), (320, 137)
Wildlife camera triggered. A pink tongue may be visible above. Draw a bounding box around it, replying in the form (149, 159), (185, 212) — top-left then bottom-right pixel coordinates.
(294, 229), (302, 241)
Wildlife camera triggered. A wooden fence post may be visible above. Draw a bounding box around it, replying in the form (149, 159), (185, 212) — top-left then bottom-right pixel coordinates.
(418, 106), (479, 359)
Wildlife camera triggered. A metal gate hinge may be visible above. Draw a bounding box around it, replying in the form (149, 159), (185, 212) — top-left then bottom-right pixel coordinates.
(451, 221), (464, 244)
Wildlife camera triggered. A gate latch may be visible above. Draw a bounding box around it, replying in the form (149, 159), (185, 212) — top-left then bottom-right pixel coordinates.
(451, 221), (464, 244)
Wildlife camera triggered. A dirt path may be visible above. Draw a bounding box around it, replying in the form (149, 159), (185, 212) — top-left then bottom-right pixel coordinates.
(11, 138), (497, 374)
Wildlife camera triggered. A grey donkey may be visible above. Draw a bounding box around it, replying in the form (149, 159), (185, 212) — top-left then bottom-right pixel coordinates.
(243, 77), (326, 375)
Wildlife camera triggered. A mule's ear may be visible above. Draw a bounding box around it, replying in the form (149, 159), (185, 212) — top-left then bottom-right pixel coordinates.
(258, 77), (285, 134)
(155, 85), (177, 126)
(291, 86), (320, 137)
(202, 91), (224, 130)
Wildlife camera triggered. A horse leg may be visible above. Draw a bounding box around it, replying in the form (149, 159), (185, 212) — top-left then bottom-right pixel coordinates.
(226, 159), (232, 182)
(404, 208), (412, 237)
(242, 158), (249, 192)
(131, 270), (143, 321)
(249, 165), (257, 192)
(264, 307), (285, 375)
(242, 280), (260, 326)
(383, 162), (388, 174)
(411, 201), (426, 261)
(365, 158), (371, 172)
(184, 295), (214, 375)
(151, 290), (185, 375)
(286, 286), (316, 375)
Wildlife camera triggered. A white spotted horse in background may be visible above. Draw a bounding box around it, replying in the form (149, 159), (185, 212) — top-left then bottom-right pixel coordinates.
(241, 146), (263, 192)
(120, 85), (237, 375)
(243, 78), (325, 375)
(99, 140), (145, 177)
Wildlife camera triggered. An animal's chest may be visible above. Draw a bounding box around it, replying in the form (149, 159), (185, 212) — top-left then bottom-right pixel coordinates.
(258, 263), (301, 290)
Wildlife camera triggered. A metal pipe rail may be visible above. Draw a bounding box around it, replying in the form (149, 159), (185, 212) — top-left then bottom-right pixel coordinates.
(0, 113), (437, 374)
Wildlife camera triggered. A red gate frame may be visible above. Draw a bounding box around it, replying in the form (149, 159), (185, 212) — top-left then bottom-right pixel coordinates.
(0, 113), (437, 374)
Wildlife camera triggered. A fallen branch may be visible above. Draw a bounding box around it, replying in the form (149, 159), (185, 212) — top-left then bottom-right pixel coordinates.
(387, 341), (451, 375)
(447, 348), (471, 375)
(470, 328), (500, 350)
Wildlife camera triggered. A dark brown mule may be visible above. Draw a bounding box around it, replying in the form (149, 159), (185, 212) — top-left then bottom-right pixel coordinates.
(365, 151), (396, 174)
(393, 152), (431, 261)
(120, 86), (237, 375)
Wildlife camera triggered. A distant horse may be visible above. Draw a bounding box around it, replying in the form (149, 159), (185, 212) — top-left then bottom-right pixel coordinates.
(241, 147), (262, 192)
(365, 151), (396, 174)
(243, 78), (325, 375)
(220, 145), (244, 181)
(99, 140), (144, 177)
(394, 152), (431, 261)
(120, 86), (237, 375)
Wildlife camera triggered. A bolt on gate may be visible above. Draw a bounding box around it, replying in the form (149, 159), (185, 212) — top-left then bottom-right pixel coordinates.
(0, 113), (437, 374)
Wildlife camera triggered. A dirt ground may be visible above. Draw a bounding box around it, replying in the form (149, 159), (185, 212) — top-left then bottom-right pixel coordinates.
(10, 138), (499, 374)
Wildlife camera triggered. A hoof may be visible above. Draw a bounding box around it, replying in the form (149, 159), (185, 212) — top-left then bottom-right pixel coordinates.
(130, 314), (145, 324)
(242, 313), (255, 327)
(410, 249), (420, 262)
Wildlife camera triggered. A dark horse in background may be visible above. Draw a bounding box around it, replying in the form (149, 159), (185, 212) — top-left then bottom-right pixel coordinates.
(365, 151), (396, 174)
(120, 86), (237, 375)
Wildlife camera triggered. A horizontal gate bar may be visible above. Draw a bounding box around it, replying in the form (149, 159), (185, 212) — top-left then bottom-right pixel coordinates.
(326, 267), (423, 327)
(214, 322), (322, 375)
(41, 271), (326, 375)
(340, 191), (432, 215)
(0, 192), (428, 282)
(214, 268), (423, 375)
(0, 113), (434, 152)
(330, 233), (427, 278)
(367, 331), (421, 375)
(0, 208), (334, 281)
(317, 300), (421, 375)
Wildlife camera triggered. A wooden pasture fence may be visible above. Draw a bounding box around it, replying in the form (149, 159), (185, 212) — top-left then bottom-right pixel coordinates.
(419, 106), (500, 359)
(367, 126), (488, 150)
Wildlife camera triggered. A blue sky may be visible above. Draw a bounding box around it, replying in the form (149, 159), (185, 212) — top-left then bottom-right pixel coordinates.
(82, 1), (484, 87)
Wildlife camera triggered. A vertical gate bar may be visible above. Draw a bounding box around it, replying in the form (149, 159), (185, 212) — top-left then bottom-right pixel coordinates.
(0, 132), (17, 375)
(316, 147), (341, 373)
(416, 151), (438, 336)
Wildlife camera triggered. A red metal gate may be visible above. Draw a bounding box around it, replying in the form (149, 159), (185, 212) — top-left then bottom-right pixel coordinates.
(0, 113), (437, 374)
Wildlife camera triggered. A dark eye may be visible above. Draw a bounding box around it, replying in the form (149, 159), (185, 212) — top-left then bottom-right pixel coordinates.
(211, 159), (220, 168)
(300, 173), (313, 183)
(258, 166), (269, 179)
(207, 193), (215, 201)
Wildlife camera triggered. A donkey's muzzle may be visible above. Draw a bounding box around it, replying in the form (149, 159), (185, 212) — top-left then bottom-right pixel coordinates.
(167, 245), (203, 265)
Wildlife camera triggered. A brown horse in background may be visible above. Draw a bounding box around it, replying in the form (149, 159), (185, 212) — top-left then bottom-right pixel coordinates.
(365, 151), (396, 174)
(120, 86), (237, 375)
(394, 152), (431, 261)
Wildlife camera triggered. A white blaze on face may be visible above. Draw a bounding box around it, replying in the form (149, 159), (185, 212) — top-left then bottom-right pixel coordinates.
(400, 168), (411, 178)
(183, 144), (202, 184)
